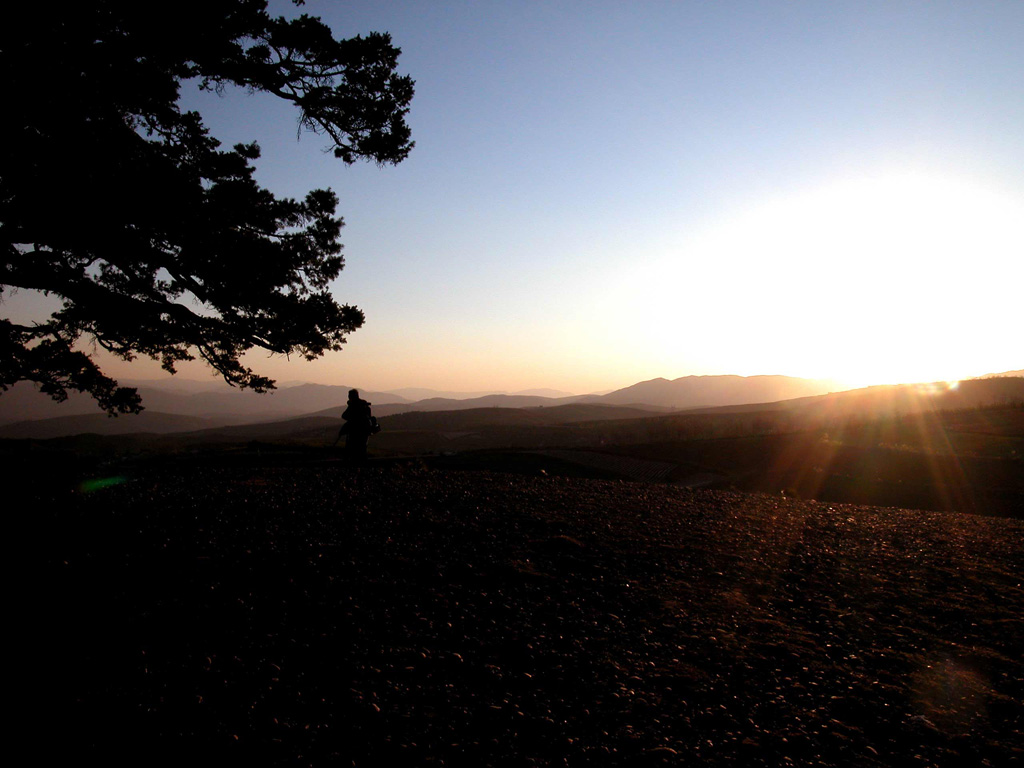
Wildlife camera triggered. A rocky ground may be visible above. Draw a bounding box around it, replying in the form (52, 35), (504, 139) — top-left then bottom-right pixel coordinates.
(24, 461), (1023, 766)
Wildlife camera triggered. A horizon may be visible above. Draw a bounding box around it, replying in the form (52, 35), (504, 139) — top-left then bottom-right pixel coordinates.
(3, 1), (1022, 397)
(98, 366), (1023, 400)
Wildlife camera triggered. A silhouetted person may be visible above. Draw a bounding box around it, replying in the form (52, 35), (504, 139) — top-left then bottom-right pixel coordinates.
(336, 388), (376, 462)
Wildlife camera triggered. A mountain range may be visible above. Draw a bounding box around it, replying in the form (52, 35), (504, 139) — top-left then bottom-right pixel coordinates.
(0, 371), (1020, 439)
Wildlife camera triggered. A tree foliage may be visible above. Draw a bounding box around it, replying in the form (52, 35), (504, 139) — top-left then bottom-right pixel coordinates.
(1, 0), (414, 413)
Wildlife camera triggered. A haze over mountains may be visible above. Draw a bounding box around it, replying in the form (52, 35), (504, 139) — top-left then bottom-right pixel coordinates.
(0, 381), (408, 424)
(390, 387), (580, 401)
(0, 374), (837, 431)
(0, 371), (1021, 439)
(599, 374), (841, 409)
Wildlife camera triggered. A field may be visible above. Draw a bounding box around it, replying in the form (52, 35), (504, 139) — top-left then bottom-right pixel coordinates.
(22, 456), (1024, 766)
(388, 403), (1024, 518)
(10, 398), (1022, 518)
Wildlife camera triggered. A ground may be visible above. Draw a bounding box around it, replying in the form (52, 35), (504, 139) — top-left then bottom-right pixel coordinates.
(24, 459), (1024, 766)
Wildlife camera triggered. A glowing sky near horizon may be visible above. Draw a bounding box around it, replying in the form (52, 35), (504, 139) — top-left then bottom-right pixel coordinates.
(4, 0), (1022, 394)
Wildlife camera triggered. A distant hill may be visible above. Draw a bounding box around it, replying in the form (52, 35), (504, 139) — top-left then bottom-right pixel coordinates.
(388, 387), (578, 400)
(388, 387), (504, 401)
(599, 374), (840, 409)
(0, 380), (408, 426)
(0, 411), (218, 439)
(380, 403), (663, 432)
(7, 378), (1023, 465)
(5, 371), (1019, 440)
(684, 377), (1024, 420)
(0, 402), (671, 446)
(171, 415), (341, 442)
(513, 388), (579, 399)
(371, 393), (593, 417)
(788, 377), (1024, 421)
(978, 369), (1024, 379)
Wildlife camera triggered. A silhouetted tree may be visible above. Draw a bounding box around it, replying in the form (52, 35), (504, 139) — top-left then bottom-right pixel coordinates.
(1, 0), (414, 413)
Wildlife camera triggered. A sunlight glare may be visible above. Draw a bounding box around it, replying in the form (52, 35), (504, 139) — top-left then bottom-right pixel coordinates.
(614, 169), (1023, 387)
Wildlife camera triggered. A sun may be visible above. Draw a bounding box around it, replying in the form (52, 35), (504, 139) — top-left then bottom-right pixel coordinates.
(611, 168), (1024, 388)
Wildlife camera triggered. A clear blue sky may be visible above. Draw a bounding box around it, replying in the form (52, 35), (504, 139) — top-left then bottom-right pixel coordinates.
(8, 0), (1023, 393)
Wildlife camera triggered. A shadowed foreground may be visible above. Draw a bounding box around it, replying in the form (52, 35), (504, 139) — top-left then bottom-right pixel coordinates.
(29, 464), (1022, 766)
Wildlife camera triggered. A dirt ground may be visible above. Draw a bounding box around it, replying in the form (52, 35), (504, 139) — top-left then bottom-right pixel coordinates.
(24, 462), (1023, 766)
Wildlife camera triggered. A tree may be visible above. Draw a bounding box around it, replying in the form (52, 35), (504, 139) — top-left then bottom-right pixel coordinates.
(0, 0), (414, 413)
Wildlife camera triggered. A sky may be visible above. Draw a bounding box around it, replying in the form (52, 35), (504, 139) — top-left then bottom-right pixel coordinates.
(6, 0), (1023, 394)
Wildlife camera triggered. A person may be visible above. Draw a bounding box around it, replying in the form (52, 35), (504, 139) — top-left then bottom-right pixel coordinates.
(336, 388), (377, 462)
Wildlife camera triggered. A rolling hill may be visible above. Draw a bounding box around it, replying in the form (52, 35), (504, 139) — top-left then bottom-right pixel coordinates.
(4, 372), (1021, 440)
(0, 411), (219, 439)
(682, 376), (1024, 421)
(600, 374), (841, 409)
(0, 380), (408, 427)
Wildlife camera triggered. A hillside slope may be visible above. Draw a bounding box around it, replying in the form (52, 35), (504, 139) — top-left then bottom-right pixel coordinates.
(28, 464), (1023, 766)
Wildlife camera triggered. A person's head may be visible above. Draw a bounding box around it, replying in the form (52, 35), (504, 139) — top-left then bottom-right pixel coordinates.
(348, 388), (359, 401)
